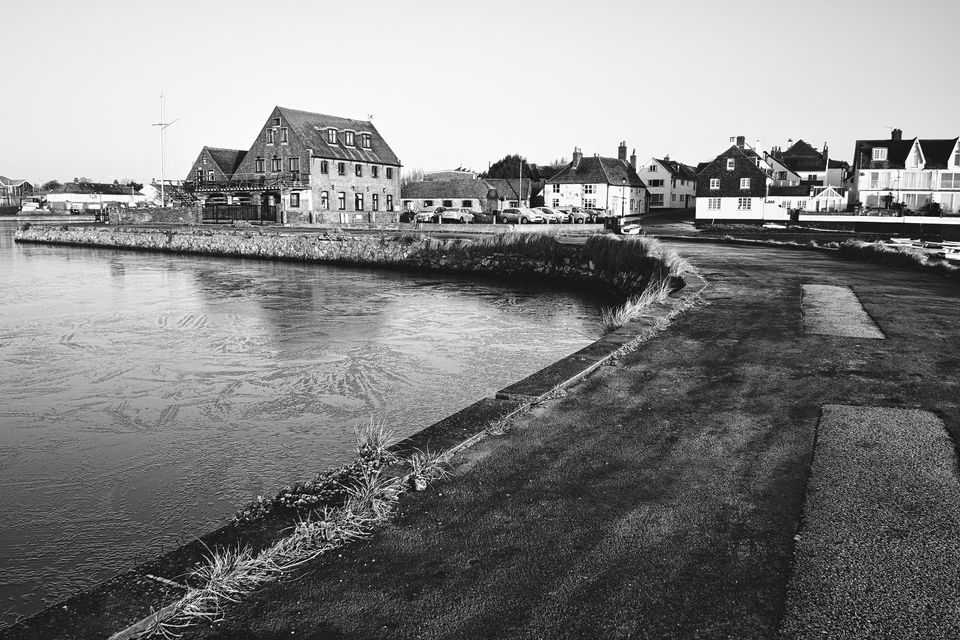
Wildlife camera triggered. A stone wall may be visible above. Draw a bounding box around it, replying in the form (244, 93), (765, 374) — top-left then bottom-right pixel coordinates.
(112, 206), (202, 225)
(14, 226), (676, 301)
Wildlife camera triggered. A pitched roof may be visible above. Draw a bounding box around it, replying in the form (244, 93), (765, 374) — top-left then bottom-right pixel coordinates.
(401, 179), (492, 200)
(769, 185), (813, 196)
(276, 106), (401, 166)
(547, 156), (645, 187)
(0, 176), (29, 187)
(48, 182), (139, 196)
(654, 158), (698, 181)
(206, 147), (247, 175)
(853, 137), (916, 168)
(918, 138), (959, 169)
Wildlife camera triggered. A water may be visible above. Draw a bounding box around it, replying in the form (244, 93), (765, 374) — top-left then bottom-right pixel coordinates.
(0, 220), (608, 623)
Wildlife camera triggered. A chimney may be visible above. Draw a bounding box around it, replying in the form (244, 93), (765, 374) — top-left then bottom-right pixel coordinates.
(736, 135), (746, 149)
(629, 148), (637, 171)
(618, 141), (627, 162)
(891, 128), (902, 141)
(664, 154), (670, 161)
(572, 147), (582, 168)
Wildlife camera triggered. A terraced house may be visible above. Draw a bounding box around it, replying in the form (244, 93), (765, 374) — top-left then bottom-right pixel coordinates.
(544, 143), (647, 216)
(186, 106), (401, 224)
(851, 129), (960, 214)
(636, 156), (697, 209)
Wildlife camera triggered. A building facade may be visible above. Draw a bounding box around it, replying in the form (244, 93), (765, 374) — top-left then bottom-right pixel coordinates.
(695, 137), (774, 222)
(0, 176), (33, 208)
(636, 156), (697, 209)
(45, 182), (147, 212)
(400, 179), (496, 213)
(852, 129), (960, 214)
(543, 143), (647, 216)
(186, 106), (402, 224)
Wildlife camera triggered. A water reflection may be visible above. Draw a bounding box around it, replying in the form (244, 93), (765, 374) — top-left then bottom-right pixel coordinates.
(0, 221), (609, 623)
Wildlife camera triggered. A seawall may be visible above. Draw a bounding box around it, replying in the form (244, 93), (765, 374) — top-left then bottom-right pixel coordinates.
(14, 225), (675, 301)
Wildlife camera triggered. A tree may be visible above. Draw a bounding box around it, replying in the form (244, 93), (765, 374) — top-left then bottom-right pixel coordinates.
(119, 178), (144, 192)
(482, 154), (532, 179)
(401, 167), (424, 186)
(41, 180), (62, 192)
(73, 177), (92, 184)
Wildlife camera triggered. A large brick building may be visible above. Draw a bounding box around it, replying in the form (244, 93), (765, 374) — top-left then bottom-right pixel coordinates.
(186, 106), (402, 224)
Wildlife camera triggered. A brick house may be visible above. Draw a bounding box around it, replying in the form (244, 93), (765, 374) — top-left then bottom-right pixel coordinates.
(186, 147), (247, 187)
(543, 143), (647, 216)
(636, 156), (698, 209)
(852, 129), (960, 214)
(400, 179), (497, 213)
(695, 136), (773, 222)
(186, 106), (402, 224)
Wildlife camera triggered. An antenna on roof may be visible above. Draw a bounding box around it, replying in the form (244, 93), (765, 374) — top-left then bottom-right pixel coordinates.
(367, 113), (374, 121)
(152, 92), (178, 208)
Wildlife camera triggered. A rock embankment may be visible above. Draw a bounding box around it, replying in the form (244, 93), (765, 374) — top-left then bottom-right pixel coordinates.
(14, 226), (680, 301)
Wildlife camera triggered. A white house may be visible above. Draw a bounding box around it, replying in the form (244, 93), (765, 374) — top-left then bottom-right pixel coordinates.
(636, 156), (697, 209)
(852, 129), (960, 214)
(543, 143), (647, 216)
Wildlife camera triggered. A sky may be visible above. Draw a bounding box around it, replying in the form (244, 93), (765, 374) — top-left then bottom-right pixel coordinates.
(2, 0), (959, 186)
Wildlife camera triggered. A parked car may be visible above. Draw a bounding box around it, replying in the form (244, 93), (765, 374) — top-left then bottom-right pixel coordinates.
(619, 222), (642, 235)
(436, 207), (475, 224)
(560, 206), (593, 223)
(415, 206), (444, 223)
(535, 207), (568, 223)
(498, 207), (544, 224)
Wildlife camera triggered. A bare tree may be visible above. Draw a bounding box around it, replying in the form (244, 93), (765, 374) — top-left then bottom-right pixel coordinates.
(401, 167), (424, 186)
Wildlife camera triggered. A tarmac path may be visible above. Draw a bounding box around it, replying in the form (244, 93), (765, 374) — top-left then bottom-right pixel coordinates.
(184, 241), (960, 640)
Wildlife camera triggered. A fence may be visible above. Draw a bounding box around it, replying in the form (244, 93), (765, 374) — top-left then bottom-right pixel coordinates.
(202, 204), (278, 224)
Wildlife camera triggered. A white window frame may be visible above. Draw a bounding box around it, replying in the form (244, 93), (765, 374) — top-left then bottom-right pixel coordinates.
(726, 158), (735, 171)
(344, 131), (355, 146)
(707, 198), (720, 210)
(583, 184), (595, 194)
(709, 178), (720, 190)
(737, 197), (751, 211)
(740, 178), (750, 190)
(872, 147), (888, 161)
(328, 128), (338, 144)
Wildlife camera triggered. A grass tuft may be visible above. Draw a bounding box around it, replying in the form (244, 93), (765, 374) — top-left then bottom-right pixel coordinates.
(600, 277), (673, 333)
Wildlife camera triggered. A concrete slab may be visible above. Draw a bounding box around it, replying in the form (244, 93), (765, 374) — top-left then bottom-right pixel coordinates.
(801, 284), (885, 339)
(780, 404), (960, 639)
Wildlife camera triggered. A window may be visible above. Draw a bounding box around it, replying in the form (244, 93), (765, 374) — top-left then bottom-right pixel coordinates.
(672, 194), (677, 201)
(584, 198), (596, 208)
(424, 200), (434, 206)
(798, 200), (807, 210)
(552, 199), (559, 207)
(345, 131), (355, 146)
(509, 201), (519, 207)
(372, 194), (379, 211)
(462, 200), (472, 207)
(255, 157), (265, 173)
(271, 157), (282, 172)
(726, 158), (735, 171)
(551, 183), (560, 193)
(650, 194), (664, 207)
(328, 129), (338, 144)
(583, 184), (595, 194)
(807, 174), (817, 181)
(442, 200), (453, 207)
(321, 191), (329, 209)
(281, 128), (288, 143)
(337, 162), (346, 176)
(338, 192), (346, 210)
(320, 160), (329, 174)
(782, 200), (791, 209)
(740, 178), (750, 190)
(707, 198), (721, 210)
(955, 150), (960, 167)
(386, 167), (393, 179)
(649, 179), (664, 187)
(777, 171), (787, 181)
(872, 147), (888, 161)
(207, 170), (215, 181)
(290, 193), (300, 208)
(355, 164), (363, 177)
(271, 117), (281, 126)
(355, 193), (363, 210)
(940, 173), (960, 189)
(737, 197), (751, 210)
(372, 166), (379, 178)
(649, 165), (657, 172)
(361, 133), (371, 149)
(386, 195), (394, 211)
(266, 129), (275, 144)
(709, 178), (720, 190)
(289, 157), (300, 172)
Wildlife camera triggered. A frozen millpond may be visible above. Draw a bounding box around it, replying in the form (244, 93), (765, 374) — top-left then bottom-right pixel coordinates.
(0, 220), (608, 623)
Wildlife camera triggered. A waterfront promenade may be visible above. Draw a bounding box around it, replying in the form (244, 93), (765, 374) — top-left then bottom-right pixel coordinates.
(172, 238), (960, 639)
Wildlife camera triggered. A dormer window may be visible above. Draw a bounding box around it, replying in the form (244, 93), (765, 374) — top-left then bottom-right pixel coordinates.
(266, 129), (275, 144)
(360, 133), (371, 149)
(872, 147), (888, 161)
(272, 117), (281, 126)
(328, 128), (338, 144)
(344, 131), (355, 146)
(726, 158), (735, 171)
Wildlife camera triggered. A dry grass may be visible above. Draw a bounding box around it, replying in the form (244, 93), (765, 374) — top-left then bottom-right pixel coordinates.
(354, 417), (397, 462)
(600, 277), (674, 333)
(836, 240), (960, 278)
